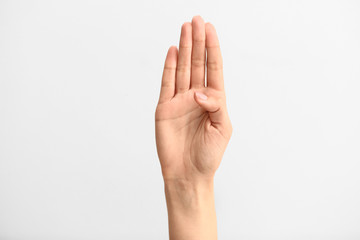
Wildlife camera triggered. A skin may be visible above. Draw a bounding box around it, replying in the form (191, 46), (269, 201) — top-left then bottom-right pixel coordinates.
(155, 15), (232, 240)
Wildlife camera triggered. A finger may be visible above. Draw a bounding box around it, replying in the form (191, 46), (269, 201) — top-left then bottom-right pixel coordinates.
(159, 46), (178, 103)
(175, 22), (192, 93)
(194, 90), (228, 127)
(205, 22), (224, 91)
(190, 15), (206, 89)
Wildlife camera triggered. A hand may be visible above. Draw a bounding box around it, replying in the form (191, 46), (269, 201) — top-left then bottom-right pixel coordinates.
(155, 16), (232, 182)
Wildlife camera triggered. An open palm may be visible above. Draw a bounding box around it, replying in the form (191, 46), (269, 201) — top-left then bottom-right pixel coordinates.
(155, 16), (232, 181)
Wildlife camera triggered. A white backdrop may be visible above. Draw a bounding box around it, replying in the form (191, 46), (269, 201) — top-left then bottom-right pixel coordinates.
(0, 0), (359, 239)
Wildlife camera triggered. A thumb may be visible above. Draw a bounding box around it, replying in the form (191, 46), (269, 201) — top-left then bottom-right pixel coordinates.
(194, 91), (228, 126)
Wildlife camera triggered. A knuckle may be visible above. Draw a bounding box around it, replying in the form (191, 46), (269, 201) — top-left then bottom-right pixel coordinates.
(164, 66), (176, 71)
(179, 45), (192, 50)
(177, 67), (189, 73)
(207, 60), (223, 70)
(176, 63), (190, 73)
(206, 44), (220, 49)
(191, 58), (205, 67)
(161, 82), (173, 88)
(193, 38), (205, 46)
(177, 86), (188, 92)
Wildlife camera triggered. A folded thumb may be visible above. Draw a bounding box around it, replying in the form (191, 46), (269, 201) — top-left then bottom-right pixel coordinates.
(194, 91), (226, 124)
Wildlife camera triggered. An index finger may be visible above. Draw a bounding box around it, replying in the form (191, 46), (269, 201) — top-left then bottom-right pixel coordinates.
(205, 22), (224, 90)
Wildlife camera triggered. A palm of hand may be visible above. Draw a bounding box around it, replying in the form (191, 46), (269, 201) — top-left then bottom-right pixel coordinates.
(155, 16), (232, 181)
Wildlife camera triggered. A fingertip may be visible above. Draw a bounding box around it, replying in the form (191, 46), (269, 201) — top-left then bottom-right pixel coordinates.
(205, 22), (217, 37)
(169, 45), (178, 52)
(205, 22), (214, 28)
(192, 15), (205, 26)
(181, 22), (192, 30)
(192, 15), (203, 20)
(195, 91), (208, 101)
(167, 46), (178, 59)
(180, 22), (192, 43)
(164, 46), (178, 71)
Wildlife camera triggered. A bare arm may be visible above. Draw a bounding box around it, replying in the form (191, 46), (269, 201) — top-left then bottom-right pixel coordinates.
(155, 15), (232, 240)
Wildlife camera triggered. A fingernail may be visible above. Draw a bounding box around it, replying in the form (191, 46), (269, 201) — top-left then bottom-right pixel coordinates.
(195, 92), (208, 100)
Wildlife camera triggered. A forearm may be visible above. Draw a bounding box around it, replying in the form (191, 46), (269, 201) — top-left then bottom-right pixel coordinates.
(164, 177), (217, 240)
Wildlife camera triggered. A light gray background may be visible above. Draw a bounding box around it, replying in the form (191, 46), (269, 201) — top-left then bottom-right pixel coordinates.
(0, 0), (359, 239)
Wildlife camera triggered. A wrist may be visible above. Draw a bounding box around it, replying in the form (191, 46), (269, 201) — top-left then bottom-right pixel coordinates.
(164, 177), (215, 213)
(164, 177), (218, 240)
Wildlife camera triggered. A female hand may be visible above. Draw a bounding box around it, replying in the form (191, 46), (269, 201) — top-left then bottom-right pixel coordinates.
(155, 16), (232, 183)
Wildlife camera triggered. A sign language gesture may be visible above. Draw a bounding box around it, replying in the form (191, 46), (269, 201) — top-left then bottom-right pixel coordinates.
(155, 16), (232, 183)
